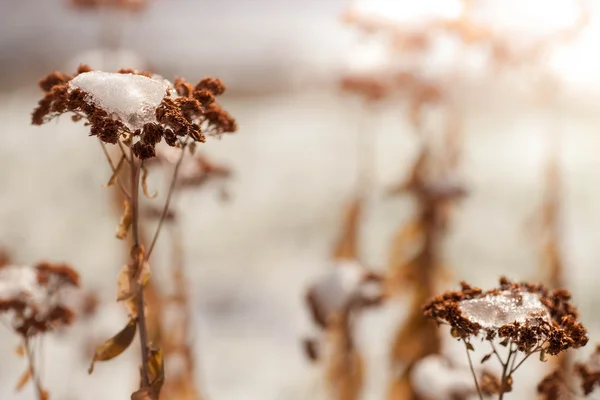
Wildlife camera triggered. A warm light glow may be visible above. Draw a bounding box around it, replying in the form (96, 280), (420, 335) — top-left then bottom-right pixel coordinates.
(469, 0), (581, 38)
(349, 0), (464, 26)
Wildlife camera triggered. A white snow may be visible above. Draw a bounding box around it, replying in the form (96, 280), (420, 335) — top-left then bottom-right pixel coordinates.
(69, 71), (174, 131)
(309, 259), (366, 319)
(411, 355), (475, 400)
(459, 290), (550, 329)
(0, 265), (44, 303)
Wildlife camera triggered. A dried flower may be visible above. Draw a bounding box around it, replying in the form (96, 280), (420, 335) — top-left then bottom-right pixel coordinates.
(0, 262), (79, 337)
(424, 278), (588, 399)
(574, 345), (600, 395)
(424, 278), (587, 354)
(32, 67), (237, 160)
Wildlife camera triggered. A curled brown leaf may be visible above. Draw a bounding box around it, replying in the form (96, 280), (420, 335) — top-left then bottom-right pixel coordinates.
(141, 164), (157, 199)
(88, 318), (137, 374)
(116, 200), (132, 239)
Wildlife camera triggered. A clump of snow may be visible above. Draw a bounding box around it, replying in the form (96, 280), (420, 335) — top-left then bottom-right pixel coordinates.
(459, 290), (550, 329)
(310, 259), (366, 318)
(69, 71), (174, 131)
(411, 355), (474, 400)
(0, 265), (44, 303)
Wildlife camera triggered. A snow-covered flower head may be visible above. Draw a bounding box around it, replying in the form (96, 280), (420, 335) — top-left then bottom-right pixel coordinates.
(305, 259), (384, 329)
(32, 66), (237, 160)
(424, 277), (588, 355)
(0, 261), (80, 337)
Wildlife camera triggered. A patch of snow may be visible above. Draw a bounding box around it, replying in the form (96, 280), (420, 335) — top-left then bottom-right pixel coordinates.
(459, 290), (550, 329)
(69, 71), (173, 131)
(411, 355), (474, 400)
(310, 259), (366, 318)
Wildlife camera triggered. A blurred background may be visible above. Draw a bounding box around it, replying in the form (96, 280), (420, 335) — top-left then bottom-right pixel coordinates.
(2, 0), (600, 399)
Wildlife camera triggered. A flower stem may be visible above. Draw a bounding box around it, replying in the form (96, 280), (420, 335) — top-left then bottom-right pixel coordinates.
(130, 156), (151, 387)
(24, 338), (44, 400)
(146, 142), (188, 260)
(462, 339), (483, 400)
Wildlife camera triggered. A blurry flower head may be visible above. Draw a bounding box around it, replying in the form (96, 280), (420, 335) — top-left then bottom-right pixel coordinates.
(32, 66), (237, 160)
(410, 354), (476, 400)
(574, 344), (600, 396)
(305, 259), (384, 329)
(0, 262), (80, 337)
(423, 277), (588, 355)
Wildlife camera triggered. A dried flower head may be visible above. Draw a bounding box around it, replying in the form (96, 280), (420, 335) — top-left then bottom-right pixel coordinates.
(0, 262), (80, 337)
(424, 278), (588, 356)
(574, 344), (600, 395)
(537, 369), (570, 400)
(32, 66), (237, 160)
(305, 260), (383, 330)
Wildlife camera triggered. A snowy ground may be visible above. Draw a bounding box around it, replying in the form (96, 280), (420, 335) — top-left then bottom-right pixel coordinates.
(1, 84), (600, 400)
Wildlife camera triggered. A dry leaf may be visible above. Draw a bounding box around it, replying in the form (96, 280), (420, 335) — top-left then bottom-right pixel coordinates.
(15, 368), (31, 391)
(116, 200), (133, 240)
(40, 389), (49, 400)
(106, 154), (126, 188)
(88, 318), (137, 374)
(331, 197), (362, 260)
(148, 348), (165, 394)
(14, 345), (25, 357)
(131, 387), (155, 400)
(117, 261), (151, 302)
(387, 220), (423, 273)
(141, 164), (157, 199)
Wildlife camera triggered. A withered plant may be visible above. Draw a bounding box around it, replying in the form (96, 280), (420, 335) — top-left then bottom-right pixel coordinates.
(342, 5), (469, 398)
(0, 260), (80, 400)
(143, 150), (231, 400)
(530, 140), (575, 390)
(303, 184), (385, 400)
(424, 277), (588, 399)
(385, 126), (466, 400)
(31, 65), (236, 399)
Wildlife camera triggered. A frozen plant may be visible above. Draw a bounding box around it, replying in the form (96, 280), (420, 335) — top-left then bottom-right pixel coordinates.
(31, 66), (237, 400)
(0, 261), (80, 400)
(423, 277), (588, 399)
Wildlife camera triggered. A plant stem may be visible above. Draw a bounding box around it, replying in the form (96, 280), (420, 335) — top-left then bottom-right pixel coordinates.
(498, 346), (515, 400)
(462, 340), (483, 400)
(146, 142), (187, 260)
(98, 139), (131, 199)
(130, 156), (151, 387)
(24, 338), (44, 400)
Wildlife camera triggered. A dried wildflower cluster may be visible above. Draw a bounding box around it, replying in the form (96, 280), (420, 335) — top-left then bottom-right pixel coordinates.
(32, 66), (236, 160)
(302, 196), (385, 400)
(0, 261), (80, 400)
(31, 65), (238, 400)
(0, 261), (79, 337)
(424, 278), (588, 399)
(537, 344), (600, 399)
(340, 0), (588, 105)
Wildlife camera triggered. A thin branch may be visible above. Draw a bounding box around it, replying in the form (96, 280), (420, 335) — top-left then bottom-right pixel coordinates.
(511, 348), (539, 374)
(118, 139), (133, 166)
(145, 140), (188, 260)
(462, 339), (484, 400)
(24, 338), (44, 400)
(498, 344), (515, 400)
(509, 343), (519, 373)
(128, 156), (151, 387)
(489, 341), (505, 364)
(98, 139), (131, 199)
